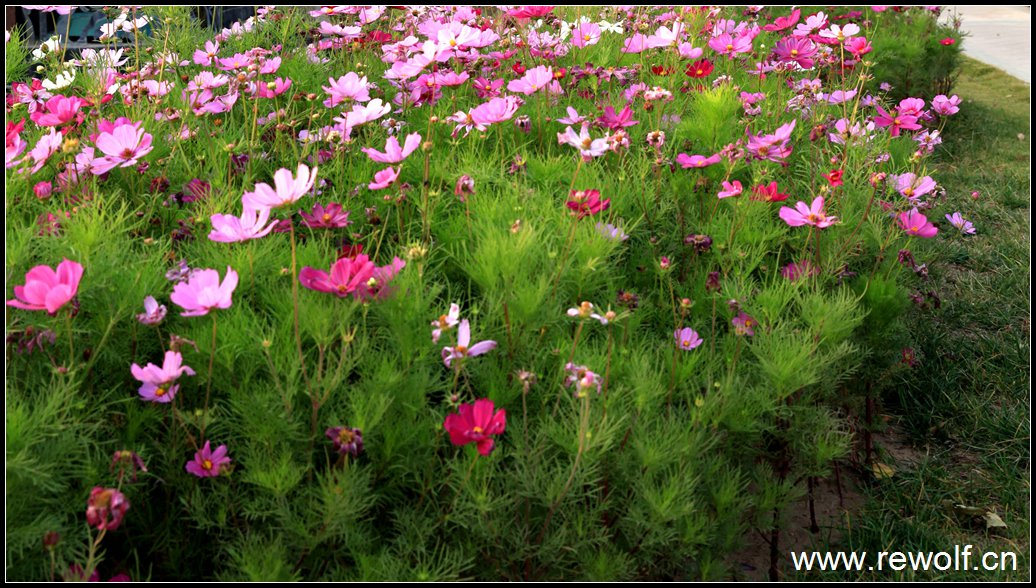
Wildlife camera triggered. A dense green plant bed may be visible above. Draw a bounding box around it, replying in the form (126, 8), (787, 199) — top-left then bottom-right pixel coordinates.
(6, 5), (975, 581)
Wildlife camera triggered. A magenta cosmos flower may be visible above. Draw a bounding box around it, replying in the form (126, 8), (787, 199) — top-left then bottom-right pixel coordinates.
(29, 94), (86, 127)
(208, 206), (278, 242)
(361, 133), (421, 164)
(441, 319), (496, 368)
(325, 426), (364, 456)
(300, 202), (352, 228)
(779, 196), (838, 228)
(897, 210), (938, 238)
(130, 350), (195, 403)
(185, 440), (231, 478)
(566, 189), (610, 219)
(507, 65), (556, 95)
(676, 153), (721, 169)
(170, 266), (238, 317)
(7, 258), (83, 314)
(443, 398), (506, 456)
(86, 487), (129, 531)
(732, 312), (758, 336)
(299, 255), (376, 299)
(674, 327), (703, 350)
(241, 164), (317, 210)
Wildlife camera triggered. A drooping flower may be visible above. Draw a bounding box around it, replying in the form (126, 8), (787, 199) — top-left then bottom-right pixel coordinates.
(566, 189), (610, 219)
(563, 362), (603, 398)
(185, 440), (231, 478)
(360, 133), (421, 164)
(718, 180), (743, 199)
(137, 296), (167, 325)
(443, 398), (506, 456)
(454, 175), (475, 202)
(130, 350), (195, 403)
(945, 212), (976, 235)
(7, 258), (83, 314)
(441, 319), (496, 368)
(897, 210), (938, 238)
(242, 164), (317, 210)
(86, 487), (129, 531)
(110, 450), (148, 482)
(325, 426), (364, 456)
(169, 266), (238, 317)
(431, 303), (461, 343)
(368, 167), (400, 191)
(208, 206), (278, 242)
(300, 202), (352, 229)
(779, 197), (838, 228)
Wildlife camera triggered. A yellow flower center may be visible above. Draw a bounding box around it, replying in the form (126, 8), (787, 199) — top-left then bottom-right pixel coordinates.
(472, 426), (484, 434)
(155, 387), (167, 397)
(455, 345), (468, 355)
(202, 459), (213, 470)
(322, 213), (332, 222)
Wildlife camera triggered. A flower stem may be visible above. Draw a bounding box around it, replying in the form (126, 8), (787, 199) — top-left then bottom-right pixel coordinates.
(201, 313), (217, 440)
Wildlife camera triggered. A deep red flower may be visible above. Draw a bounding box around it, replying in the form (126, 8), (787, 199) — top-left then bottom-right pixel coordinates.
(939, 38), (955, 46)
(512, 61), (526, 75)
(823, 169), (844, 188)
(685, 59), (714, 78)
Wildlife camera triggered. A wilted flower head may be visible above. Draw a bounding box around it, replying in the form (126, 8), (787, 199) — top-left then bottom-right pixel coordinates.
(86, 487), (129, 531)
(564, 362), (603, 398)
(325, 426), (364, 456)
(110, 450), (148, 482)
(137, 296), (167, 325)
(454, 175), (475, 202)
(731, 312), (758, 336)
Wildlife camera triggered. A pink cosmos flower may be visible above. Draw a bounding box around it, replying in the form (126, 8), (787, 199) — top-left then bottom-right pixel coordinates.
(708, 33), (754, 57)
(131, 350), (195, 403)
(358, 257), (406, 301)
(718, 180), (743, 199)
(764, 8), (801, 32)
(361, 133), (421, 164)
(299, 255), (376, 299)
(931, 94), (961, 116)
(21, 128), (63, 173)
(170, 267), (238, 317)
(746, 120), (796, 164)
(29, 95), (86, 127)
(86, 487), (129, 531)
(368, 167), (400, 190)
(470, 96), (521, 127)
(566, 189), (610, 219)
(208, 206), (278, 242)
(674, 327), (703, 350)
(325, 426), (364, 456)
(322, 72), (371, 108)
(431, 303), (461, 343)
(945, 212), (976, 235)
(897, 210), (938, 238)
(443, 398), (506, 457)
(779, 196), (838, 228)
(572, 22), (602, 48)
(137, 295), (167, 325)
(507, 6), (554, 19)
(441, 319), (496, 367)
(91, 120), (153, 174)
(893, 173), (937, 200)
(241, 164), (317, 210)
(845, 35), (873, 57)
(185, 440), (231, 478)
(774, 36), (818, 68)
(506, 65), (556, 95)
(818, 23), (861, 42)
(300, 202), (352, 229)
(557, 125), (610, 161)
(192, 40), (220, 66)
(7, 258), (83, 314)
(676, 153), (722, 169)
(596, 104), (638, 130)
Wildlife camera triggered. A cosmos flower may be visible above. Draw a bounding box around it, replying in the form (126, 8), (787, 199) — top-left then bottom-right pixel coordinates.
(130, 350), (195, 403)
(185, 441), (232, 478)
(7, 258), (83, 314)
(779, 197), (838, 228)
(443, 398), (506, 456)
(169, 266), (238, 317)
(674, 327), (704, 350)
(441, 319), (497, 368)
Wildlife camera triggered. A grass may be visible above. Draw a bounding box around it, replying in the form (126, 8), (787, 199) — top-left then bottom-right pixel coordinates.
(800, 57), (1030, 581)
